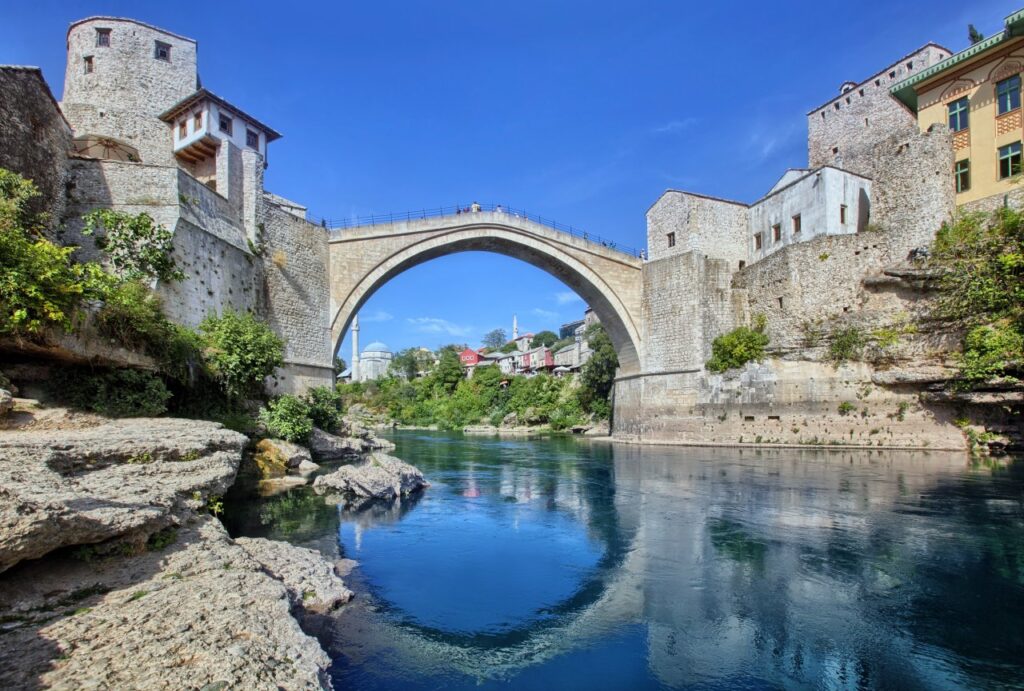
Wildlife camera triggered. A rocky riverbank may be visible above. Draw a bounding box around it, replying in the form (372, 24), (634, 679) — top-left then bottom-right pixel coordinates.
(0, 401), (424, 689)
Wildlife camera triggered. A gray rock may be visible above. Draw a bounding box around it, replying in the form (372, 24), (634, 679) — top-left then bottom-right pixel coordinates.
(0, 418), (246, 573)
(235, 536), (353, 614)
(0, 516), (332, 690)
(309, 426), (393, 461)
(0, 389), (12, 418)
(313, 452), (428, 502)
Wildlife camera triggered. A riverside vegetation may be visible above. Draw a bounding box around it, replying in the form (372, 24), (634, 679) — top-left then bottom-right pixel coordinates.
(331, 324), (619, 432)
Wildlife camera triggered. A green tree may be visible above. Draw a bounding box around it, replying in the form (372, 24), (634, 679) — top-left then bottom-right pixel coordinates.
(500, 341), (519, 353)
(333, 355), (347, 373)
(431, 348), (465, 394)
(531, 330), (558, 348)
(968, 24), (984, 44)
(706, 317), (769, 373)
(83, 208), (185, 283)
(199, 310), (284, 401)
(390, 347), (424, 379)
(482, 328), (507, 350)
(578, 324), (618, 419)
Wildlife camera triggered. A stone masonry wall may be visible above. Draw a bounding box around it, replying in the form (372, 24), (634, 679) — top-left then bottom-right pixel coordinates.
(808, 44), (950, 169)
(261, 199), (334, 394)
(0, 67), (72, 238)
(62, 18), (197, 167)
(646, 192), (747, 266)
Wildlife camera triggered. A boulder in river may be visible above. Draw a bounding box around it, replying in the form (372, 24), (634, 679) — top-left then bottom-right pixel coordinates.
(309, 426), (394, 461)
(235, 536), (353, 614)
(313, 452), (428, 502)
(0, 417), (245, 574)
(252, 438), (311, 478)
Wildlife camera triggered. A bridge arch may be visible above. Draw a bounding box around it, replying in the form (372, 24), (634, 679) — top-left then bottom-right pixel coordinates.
(328, 215), (644, 375)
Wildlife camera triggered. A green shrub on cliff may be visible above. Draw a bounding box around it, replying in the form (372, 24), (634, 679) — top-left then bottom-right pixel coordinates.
(828, 326), (866, 364)
(199, 310), (284, 401)
(53, 368), (171, 417)
(304, 385), (344, 432)
(0, 169), (105, 339)
(82, 208), (184, 283)
(258, 394), (313, 443)
(930, 209), (1023, 384)
(706, 318), (769, 373)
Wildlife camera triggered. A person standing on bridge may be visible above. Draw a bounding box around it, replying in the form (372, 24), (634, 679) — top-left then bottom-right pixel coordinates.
(471, 201), (481, 213)
(495, 204), (504, 214)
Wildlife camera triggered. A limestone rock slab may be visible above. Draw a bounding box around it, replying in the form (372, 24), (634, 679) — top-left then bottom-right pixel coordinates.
(313, 452), (428, 502)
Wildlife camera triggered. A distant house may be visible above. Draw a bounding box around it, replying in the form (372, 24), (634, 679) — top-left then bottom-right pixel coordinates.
(481, 350), (515, 374)
(513, 333), (533, 351)
(459, 348), (482, 367)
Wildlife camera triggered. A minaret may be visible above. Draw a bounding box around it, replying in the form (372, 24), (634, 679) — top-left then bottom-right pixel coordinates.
(351, 315), (360, 382)
(512, 314), (519, 340)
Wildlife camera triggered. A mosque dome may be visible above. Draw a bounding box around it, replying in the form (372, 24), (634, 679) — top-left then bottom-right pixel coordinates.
(362, 342), (391, 355)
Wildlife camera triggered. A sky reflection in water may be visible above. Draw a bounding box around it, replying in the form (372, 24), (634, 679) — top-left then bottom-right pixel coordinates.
(228, 432), (1024, 690)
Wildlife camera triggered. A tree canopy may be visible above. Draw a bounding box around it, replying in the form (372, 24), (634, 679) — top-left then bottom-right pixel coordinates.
(482, 328), (507, 349)
(531, 330), (558, 348)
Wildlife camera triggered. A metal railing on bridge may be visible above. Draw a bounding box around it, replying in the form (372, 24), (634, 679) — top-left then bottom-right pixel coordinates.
(313, 203), (643, 258)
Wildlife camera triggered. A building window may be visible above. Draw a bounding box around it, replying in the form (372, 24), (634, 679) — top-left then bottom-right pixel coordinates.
(754, 233), (763, 250)
(738, 260), (746, 269)
(179, 121), (187, 138)
(832, 146), (839, 155)
(840, 204), (848, 224)
(859, 88), (864, 97)
(772, 223), (781, 242)
(154, 41), (171, 62)
(954, 160), (970, 193)
(999, 142), (1022, 179)
(907, 61), (913, 70)
(792, 214), (801, 234)
(875, 78), (881, 86)
(219, 114), (233, 135)
(246, 129), (259, 148)
(96, 28), (111, 47)
(666, 231), (675, 248)
(194, 112), (202, 130)
(83, 56), (93, 74)
(889, 70), (896, 79)
(947, 97), (969, 132)
(997, 75), (1021, 115)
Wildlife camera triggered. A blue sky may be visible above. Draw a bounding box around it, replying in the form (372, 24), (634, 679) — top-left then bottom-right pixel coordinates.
(1, 0), (1013, 359)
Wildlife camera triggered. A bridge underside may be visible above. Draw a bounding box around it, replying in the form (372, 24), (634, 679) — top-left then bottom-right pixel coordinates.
(327, 214), (645, 376)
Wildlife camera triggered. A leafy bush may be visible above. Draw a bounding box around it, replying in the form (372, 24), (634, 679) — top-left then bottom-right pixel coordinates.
(706, 320), (769, 374)
(304, 385), (344, 431)
(258, 394), (313, 443)
(0, 169), (106, 339)
(199, 310), (284, 401)
(837, 401), (856, 416)
(53, 368), (171, 417)
(828, 327), (866, 364)
(578, 324), (618, 418)
(958, 322), (1023, 384)
(82, 208), (184, 283)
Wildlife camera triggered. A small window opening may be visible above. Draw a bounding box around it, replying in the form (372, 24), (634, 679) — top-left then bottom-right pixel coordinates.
(864, 117), (869, 127)
(874, 78), (881, 86)
(907, 61), (914, 70)
(754, 233), (763, 250)
(772, 223), (781, 242)
(832, 146), (839, 155)
(179, 120), (187, 138)
(792, 214), (801, 234)
(858, 88), (864, 97)
(83, 56), (94, 74)
(776, 297), (783, 309)
(768, 415), (781, 421)
(840, 204), (848, 224)
(821, 111), (826, 120)
(738, 260), (746, 270)
(845, 96), (851, 105)
(666, 231), (676, 248)
(194, 112), (202, 130)
(96, 28), (111, 47)
(889, 70), (896, 79)
(744, 416), (755, 422)
(154, 41), (171, 62)
(219, 114), (233, 135)
(834, 102), (840, 110)
(246, 129), (259, 148)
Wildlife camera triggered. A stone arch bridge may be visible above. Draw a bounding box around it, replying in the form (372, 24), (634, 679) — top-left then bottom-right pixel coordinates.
(327, 211), (645, 375)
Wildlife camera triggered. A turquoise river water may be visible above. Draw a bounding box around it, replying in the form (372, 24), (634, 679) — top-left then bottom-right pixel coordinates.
(223, 431), (1024, 690)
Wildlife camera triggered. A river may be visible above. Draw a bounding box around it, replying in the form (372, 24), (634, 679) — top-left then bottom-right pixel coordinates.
(223, 431), (1024, 690)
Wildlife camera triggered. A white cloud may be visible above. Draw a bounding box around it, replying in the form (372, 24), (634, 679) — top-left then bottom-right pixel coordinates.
(532, 308), (559, 320)
(555, 291), (582, 305)
(652, 118), (697, 135)
(360, 309), (393, 323)
(407, 317), (474, 338)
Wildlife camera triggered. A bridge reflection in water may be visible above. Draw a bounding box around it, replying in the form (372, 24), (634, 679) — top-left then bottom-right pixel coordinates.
(226, 433), (1024, 689)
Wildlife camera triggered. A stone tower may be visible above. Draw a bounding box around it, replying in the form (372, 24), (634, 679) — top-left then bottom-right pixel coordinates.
(62, 17), (199, 166)
(512, 314), (519, 340)
(351, 315), (361, 382)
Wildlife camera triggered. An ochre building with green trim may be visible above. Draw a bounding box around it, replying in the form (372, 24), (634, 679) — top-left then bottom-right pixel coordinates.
(892, 9), (1024, 208)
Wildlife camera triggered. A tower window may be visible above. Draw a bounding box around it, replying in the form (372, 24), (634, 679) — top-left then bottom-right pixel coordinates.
(772, 223), (781, 242)
(792, 214), (801, 234)
(194, 112), (202, 130)
(754, 233), (763, 250)
(666, 231), (676, 248)
(840, 204), (848, 224)
(154, 41), (171, 62)
(96, 28), (111, 47)
(219, 114), (233, 135)
(179, 121), (187, 138)
(246, 129), (259, 148)
(83, 56), (94, 74)
(954, 160), (970, 193)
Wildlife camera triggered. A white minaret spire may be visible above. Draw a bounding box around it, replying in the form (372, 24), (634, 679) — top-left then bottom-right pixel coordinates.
(512, 313), (519, 340)
(351, 314), (360, 382)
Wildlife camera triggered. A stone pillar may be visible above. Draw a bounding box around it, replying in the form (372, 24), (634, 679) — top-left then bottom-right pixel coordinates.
(351, 315), (360, 382)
